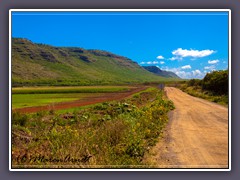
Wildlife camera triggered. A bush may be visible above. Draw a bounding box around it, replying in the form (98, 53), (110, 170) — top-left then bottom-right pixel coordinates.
(202, 70), (228, 95)
(187, 79), (202, 87)
(12, 112), (28, 126)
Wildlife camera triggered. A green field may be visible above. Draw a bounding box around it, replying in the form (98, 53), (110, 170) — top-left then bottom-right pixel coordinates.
(12, 86), (130, 109)
(12, 93), (94, 109)
(12, 86), (130, 94)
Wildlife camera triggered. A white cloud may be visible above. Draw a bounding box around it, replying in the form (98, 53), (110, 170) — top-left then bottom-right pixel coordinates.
(192, 70), (205, 79)
(162, 67), (179, 73)
(140, 61), (158, 65)
(204, 65), (215, 71)
(208, 60), (219, 64)
(175, 71), (192, 79)
(147, 61), (159, 64)
(172, 48), (215, 59)
(162, 66), (205, 79)
(192, 69), (201, 76)
(169, 57), (182, 61)
(157, 55), (164, 59)
(181, 65), (191, 69)
(140, 60), (163, 65)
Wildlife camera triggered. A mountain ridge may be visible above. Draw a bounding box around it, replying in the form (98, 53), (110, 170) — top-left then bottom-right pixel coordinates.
(142, 66), (180, 79)
(12, 38), (178, 86)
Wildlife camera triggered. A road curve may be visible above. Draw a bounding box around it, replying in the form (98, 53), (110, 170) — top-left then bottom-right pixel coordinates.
(148, 87), (229, 168)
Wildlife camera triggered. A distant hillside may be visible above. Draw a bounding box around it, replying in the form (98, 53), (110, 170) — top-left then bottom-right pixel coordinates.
(12, 38), (177, 86)
(143, 66), (180, 79)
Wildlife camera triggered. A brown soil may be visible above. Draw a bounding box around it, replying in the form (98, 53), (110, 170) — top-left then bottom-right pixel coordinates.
(13, 86), (148, 113)
(145, 87), (229, 168)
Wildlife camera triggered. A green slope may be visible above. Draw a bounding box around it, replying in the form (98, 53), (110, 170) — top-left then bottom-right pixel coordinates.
(12, 38), (176, 86)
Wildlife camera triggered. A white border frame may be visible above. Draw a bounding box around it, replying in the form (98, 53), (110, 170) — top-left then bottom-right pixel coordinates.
(9, 9), (231, 171)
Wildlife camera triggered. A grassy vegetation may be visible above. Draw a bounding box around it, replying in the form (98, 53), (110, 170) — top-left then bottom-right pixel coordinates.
(12, 38), (177, 87)
(177, 70), (228, 106)
(179, 85), (228, 105)
(12, 86), (130, 94)
(12, 93), (94, 109)
(12, 86), (131, 109)
(12, 87), (175, 168)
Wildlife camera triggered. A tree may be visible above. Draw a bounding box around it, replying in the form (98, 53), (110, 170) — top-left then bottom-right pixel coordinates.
(202, 70), (228, 95)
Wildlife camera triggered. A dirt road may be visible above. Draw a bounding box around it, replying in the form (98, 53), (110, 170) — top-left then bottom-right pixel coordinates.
(147, 87), (229, 168)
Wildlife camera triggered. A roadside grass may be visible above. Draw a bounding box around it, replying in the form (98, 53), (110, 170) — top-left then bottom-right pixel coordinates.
(55, 104), (98, 114)
(179, 84), (228, 106)
(12, 87), (175, 168)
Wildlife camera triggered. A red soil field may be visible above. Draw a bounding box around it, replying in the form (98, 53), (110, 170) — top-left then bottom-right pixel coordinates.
(13, 86), (148, 113)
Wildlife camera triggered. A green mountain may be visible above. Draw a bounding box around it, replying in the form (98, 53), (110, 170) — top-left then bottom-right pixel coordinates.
(143, 66), (180, 79)
(12, 38), (176, 86)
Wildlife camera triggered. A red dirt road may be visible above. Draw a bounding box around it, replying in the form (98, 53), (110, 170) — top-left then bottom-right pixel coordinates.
(13, 86), (148, 113)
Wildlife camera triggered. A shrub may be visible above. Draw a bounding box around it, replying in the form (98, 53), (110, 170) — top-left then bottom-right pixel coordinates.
(187, 79), (202, 87)
(12, 112), (28, 126)
(202, 70), (228, 95)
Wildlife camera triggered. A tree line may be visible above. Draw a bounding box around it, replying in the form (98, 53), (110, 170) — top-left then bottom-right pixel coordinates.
(187, 70), (228, 95)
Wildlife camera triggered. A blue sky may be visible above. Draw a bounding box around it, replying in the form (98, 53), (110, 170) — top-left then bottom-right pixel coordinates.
(12, 11), (229, 79)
